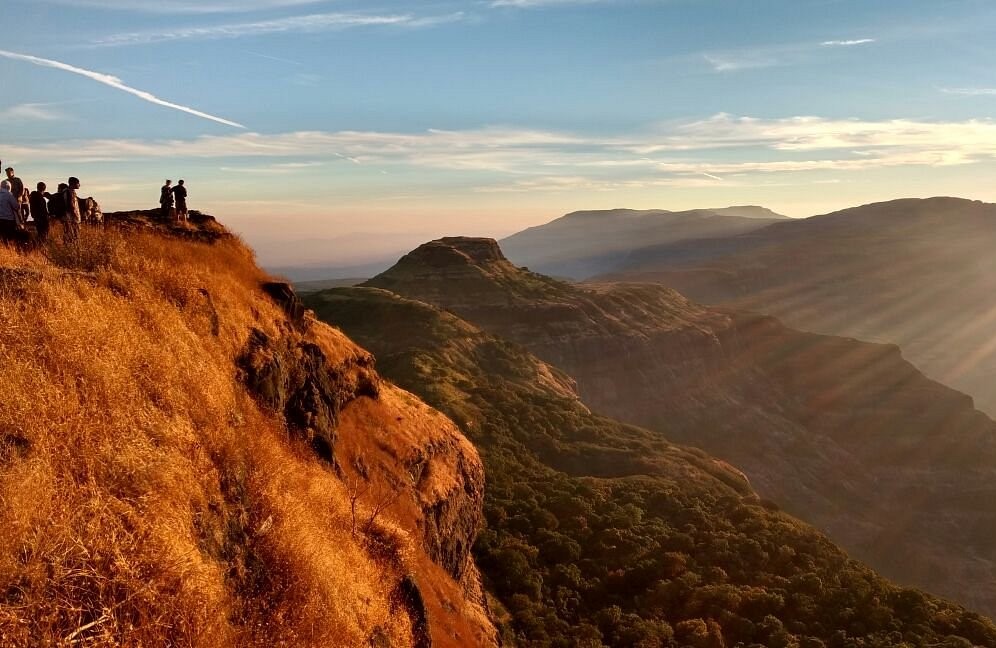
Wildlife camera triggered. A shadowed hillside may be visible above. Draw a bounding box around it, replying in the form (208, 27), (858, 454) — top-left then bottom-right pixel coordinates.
(308, 285), (996, 647)
(0, 216), (497, 647)
(500, 207), (785, 280)
(364, 236), (996, 620)
(597, 197), (996, 417)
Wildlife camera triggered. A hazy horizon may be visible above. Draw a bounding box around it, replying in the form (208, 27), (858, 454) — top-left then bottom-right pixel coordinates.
(5, 0), (996, 267)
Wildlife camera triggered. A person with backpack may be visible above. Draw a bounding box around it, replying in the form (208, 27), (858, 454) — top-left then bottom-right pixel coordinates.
(0, 180), (26, 243)
(29, 182), (51, 242)
(5, 167), (29, 221)
(160, 179), (173, 220)
(48, 183), (67, 222)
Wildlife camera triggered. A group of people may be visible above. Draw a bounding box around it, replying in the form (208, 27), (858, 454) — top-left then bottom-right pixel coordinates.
(0, 163), (84, 245)
(0, 162), (197, 247)
(160, 179), (189, 222)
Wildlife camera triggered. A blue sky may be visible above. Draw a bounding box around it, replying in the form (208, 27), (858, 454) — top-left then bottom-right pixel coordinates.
(3, 0), (996, 267)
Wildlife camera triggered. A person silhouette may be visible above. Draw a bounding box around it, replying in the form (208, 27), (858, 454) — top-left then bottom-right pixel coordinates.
(172, 179), (188, 222)
(160, 179), (174, 220)
(63, 177), (82, 245)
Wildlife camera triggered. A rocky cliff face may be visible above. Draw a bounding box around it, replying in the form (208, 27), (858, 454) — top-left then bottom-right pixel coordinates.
(235, 282), (496, 646)
(366, 236), (996, 619)
(0, 217), (497, 647)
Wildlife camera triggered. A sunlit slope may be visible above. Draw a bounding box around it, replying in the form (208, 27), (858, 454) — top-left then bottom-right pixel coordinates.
(0, 215), (496, 647)
(309, 285), (996, 648)
(598, 197), (996, 417)
(364, 236), (996, 619)
(500, 207), (785, 279)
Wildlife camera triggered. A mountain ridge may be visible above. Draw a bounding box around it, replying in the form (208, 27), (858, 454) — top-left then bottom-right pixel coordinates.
(596, 196), (996, 416)
(499, 206), (787, 280)
(308, 281), (996, 647)
(365, 234), (996, 619)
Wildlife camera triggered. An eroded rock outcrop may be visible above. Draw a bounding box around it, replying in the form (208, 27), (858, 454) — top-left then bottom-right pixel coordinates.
(241, 281), (497, 647)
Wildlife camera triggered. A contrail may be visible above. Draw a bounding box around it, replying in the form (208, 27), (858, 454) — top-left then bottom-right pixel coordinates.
(701, 172), (723, 181)
(0, 49), (245, 129)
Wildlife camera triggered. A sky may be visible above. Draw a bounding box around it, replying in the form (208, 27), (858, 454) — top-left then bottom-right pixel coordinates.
(3, 0), (996, 270)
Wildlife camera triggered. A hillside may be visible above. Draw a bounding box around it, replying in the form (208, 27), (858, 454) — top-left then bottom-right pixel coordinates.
(499, 207), (785, 280)
(597, 197), (996, 417)
(364, 236), (996, 619)
(0, 215), (497, 647)
(307, 285), (996, 647)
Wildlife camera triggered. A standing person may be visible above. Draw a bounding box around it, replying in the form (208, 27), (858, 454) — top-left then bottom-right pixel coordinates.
(48, 183), (68, 222)
(5, 167), (28, 221)
(0, 180), (25, 242)
(172, 179), (188, 222)
(160, 179), (173, 220)
(29, 182), (51, 242)
(63, 177), (81, 246)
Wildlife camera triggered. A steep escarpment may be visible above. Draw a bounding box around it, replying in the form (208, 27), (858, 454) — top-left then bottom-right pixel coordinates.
(308, 286), (996, 647)
(598, 197), (996, 417)
(0, 218), (496, 647)
(366, 236), (996, 619)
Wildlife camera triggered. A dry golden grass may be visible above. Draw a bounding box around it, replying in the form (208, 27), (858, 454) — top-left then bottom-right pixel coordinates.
(0, 224), (483, 647)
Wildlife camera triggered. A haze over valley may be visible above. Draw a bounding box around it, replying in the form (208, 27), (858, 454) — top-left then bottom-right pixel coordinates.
(5, 0), (996, 646)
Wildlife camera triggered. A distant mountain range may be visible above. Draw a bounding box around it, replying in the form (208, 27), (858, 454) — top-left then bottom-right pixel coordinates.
(596, 197), (996, 417)
(307, 281), (996, 647)
(361, 235), (996, 619)
(500, 206), (786, 279)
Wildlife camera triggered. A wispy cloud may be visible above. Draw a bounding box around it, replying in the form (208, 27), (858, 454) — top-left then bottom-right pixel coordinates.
(941, 87), (996, 96)
(94, 11), (465, 46)
(0, 102), (66, 121)
(220, 161), (325, 174)
(491, 0), (599, 6)
(704, 52), (780, 72)
(243, 50), (305, 66)
(0, 49), (244, 129)
(38, 0), (327, 14)
(821, 38), (876, 46)
(701, 37), (876, 73)
(9, 115), (996, 180)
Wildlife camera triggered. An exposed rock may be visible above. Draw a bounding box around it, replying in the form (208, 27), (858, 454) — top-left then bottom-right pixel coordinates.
(394, 575), (431, 648)
(237, 326), (377, 470)
(103, 208), (230, 244)
(261, 281), (307, 330)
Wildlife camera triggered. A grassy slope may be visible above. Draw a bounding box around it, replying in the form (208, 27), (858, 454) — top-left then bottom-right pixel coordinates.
(309, 286), (996, 648)
(0, 223), (494, 647)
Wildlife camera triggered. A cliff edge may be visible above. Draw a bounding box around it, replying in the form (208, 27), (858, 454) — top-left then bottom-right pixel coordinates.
(0, 215), (497, 647)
